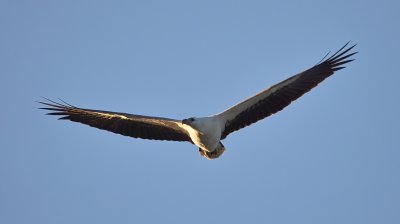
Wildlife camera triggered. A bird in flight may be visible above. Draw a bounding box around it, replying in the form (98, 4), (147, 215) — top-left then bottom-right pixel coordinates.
(40, 42), (357, 160)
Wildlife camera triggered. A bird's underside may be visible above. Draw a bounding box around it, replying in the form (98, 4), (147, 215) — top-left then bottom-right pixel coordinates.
(39, 42), (357, 160)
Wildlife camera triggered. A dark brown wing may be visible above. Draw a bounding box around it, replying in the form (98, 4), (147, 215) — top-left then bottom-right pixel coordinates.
(39, 99), (191, 142)
(218, 42), (357, 139)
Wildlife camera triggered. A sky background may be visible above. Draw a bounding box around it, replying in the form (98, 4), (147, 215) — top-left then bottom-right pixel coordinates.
(1, 0), (399, 223)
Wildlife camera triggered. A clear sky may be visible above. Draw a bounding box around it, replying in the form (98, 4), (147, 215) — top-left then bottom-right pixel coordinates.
(1, 1), (399, 223)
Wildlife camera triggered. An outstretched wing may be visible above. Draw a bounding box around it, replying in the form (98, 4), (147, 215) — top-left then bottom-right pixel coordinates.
(39, 99), (191, 142)
(218, 42), (357, 139)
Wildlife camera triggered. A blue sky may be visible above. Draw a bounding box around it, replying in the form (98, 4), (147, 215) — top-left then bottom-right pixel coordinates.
(1, 0), (399, 223)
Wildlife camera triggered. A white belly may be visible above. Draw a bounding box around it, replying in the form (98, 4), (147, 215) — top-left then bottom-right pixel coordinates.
(184, 116), (222, 152)
(189, 130), (220, 152)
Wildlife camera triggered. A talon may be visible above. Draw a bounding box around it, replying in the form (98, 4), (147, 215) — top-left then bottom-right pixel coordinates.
(198, 143), (225, 160)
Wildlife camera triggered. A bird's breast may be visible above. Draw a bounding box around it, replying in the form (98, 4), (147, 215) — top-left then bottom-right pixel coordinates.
(185, 118), (222, 152)
(190, 131), (220, 152)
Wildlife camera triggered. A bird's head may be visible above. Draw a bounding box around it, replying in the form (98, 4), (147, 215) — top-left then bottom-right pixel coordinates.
(182, 117), (196, 125)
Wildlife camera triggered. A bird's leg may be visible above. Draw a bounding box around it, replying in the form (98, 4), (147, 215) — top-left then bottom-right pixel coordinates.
(198, 142), (225, 160)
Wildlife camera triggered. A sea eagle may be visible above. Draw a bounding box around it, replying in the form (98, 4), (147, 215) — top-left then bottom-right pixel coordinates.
(40, 43), (357, 160)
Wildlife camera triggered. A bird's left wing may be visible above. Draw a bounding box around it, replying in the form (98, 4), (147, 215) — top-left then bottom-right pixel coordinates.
(39, 99), (191, 142)
(217, 42), (357, 139)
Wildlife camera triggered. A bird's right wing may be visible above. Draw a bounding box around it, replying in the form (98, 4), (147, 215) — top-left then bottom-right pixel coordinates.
(217, 42), (357, 139)
(39, 99), (192, 142)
